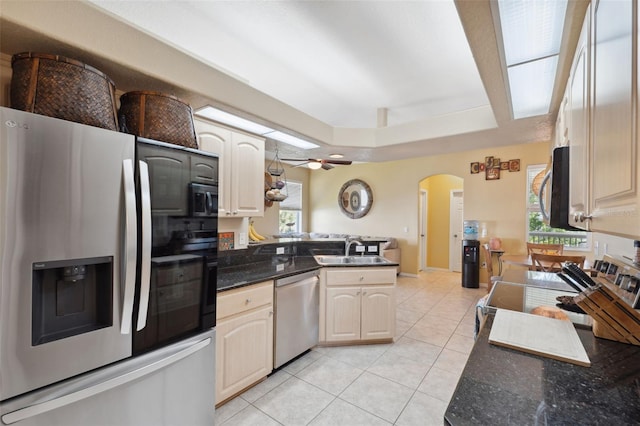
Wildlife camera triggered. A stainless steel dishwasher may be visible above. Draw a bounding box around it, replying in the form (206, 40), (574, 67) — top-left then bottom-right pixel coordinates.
(274, 269), (320, 368)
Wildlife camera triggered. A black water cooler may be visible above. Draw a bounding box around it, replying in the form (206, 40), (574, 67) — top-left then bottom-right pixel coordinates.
(462, 240), (480, 288)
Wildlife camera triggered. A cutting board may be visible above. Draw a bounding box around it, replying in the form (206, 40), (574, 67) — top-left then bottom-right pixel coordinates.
(489, 309), (591, 367)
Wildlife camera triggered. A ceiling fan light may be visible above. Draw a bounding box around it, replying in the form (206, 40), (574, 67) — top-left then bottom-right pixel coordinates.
(308, 162), (322, 170)
(329, 153), (344, 159)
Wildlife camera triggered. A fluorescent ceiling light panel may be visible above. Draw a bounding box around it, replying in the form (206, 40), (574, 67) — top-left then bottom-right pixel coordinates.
(499, 0), (567, 66)
(508, 56), (558, 119)
(264, 131), (320, 149)
(194, 106), (319, 150)
(498, 0), (567, 119)
(194, 106), (274, 135)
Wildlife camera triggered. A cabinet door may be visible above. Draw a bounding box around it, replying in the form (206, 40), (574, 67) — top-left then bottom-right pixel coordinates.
(215, 305), (273, 404)
(568, 6), (591, 230)
(194, 120), (264, 218)
(194, 119), (232, 216)
(589, 0), (640, 237)
(325, 287), (360, 342)
(138, 143), (189, 216)
(230, 133), (265, 217)
(361, 286), (395, 341)
(190, 154), (218, 186)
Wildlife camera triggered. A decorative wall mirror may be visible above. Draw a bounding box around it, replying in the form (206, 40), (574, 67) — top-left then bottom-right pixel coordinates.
(338, 179), (373, 219)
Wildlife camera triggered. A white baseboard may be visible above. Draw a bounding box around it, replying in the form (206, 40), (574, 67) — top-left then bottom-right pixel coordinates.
(421, 267), (454, 272)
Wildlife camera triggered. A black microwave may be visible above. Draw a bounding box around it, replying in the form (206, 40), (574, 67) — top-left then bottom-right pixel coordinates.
(189, 182), (218, 217)
(541, 146), (580, 231)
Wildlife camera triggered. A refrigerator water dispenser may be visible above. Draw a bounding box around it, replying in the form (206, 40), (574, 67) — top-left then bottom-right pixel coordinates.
(32, 257), (113, 345)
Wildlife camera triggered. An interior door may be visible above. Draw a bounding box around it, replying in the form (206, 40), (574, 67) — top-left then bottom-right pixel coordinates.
(449, 191), (464, 272)
(419, 190), (428, 271)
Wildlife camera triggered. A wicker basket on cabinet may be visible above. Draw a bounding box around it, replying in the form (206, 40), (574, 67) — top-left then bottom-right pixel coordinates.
(10, 52), (119, 130)
(118, 91), (198, 148)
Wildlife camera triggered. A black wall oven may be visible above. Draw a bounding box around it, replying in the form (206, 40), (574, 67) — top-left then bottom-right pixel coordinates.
(134, 140), (218, 354)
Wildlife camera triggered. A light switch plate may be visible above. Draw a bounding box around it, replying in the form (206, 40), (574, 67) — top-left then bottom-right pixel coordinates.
(355, 245), (365, 253)
(239, 233), (247, 245)
(276, 247), (285, 254)
(367, 246), (378, 252)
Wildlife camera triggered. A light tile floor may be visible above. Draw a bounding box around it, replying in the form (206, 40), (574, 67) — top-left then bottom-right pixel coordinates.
(215, 270), (486, 426)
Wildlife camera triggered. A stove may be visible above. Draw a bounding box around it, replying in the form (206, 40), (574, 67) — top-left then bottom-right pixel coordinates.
(593, 254), (640, 309)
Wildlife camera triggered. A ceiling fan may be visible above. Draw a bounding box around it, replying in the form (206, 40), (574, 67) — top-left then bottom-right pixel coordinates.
(280, 158), (353, 170)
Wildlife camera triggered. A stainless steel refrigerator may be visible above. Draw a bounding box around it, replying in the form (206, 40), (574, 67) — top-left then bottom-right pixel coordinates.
(0, 107), (216, 425)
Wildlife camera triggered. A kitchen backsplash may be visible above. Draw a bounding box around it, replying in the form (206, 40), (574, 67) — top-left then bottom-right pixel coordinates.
(593, 232), (638, 262)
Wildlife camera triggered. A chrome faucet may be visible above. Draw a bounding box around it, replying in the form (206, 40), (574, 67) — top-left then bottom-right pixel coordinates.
(345, 238), (364, 256)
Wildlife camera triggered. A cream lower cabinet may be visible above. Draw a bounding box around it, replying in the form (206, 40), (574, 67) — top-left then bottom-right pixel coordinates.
(320, 267), (396, 344)
(215, 281), (273, 405)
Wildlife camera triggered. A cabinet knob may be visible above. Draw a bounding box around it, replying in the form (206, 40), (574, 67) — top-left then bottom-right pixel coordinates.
(245, 298), (251, 304)
(269, 311), (273, 316)
(359, 276), (364, 281)
(362, 291), (367, 296)
(356, 291), (361, 295)
(233, 211), (238, 215)
(574, 212), (592, 223)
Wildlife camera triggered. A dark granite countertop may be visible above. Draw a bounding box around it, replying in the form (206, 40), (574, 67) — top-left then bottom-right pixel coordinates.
(445, 313), (640, 425)
(216, 239), (396, 292)
(217, 256), (321, 291)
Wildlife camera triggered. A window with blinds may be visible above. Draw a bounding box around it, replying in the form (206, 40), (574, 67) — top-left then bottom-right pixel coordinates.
(279, 181), (302, 234)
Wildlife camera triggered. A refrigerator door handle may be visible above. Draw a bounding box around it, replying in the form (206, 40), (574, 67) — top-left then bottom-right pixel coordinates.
(0, 337), (212, 425)
(120, 159), (137, 334)
(136, 160), (152, 331)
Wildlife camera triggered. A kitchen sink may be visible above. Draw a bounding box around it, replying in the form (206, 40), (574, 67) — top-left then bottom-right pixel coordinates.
(314, 255), (394, 266)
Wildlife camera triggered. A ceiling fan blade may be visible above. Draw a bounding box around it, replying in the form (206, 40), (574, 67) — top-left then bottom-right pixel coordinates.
(279, 158), (351, 168)
(324, 159), (352, 165)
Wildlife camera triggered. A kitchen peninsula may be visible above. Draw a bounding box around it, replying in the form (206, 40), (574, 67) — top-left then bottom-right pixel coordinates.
(214, 238), (398, 406)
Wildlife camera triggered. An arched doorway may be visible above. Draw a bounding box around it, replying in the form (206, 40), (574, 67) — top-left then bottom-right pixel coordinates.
(419, 174), (464, 271)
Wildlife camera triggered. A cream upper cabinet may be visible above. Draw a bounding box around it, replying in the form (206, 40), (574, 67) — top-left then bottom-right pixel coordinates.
(568, 4), (592, 230)
(567, 0), (640, 239)
(194, 118), (265, 217)
(215, 281), (273, 405)
(587, 0), (640, 237)
(320, 267), (396, 344)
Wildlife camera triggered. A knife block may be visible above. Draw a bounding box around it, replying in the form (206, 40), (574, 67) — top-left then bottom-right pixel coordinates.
(574, 282), (640, 346)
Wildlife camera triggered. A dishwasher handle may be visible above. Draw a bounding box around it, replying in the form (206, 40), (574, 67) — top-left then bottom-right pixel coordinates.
(275, 269), (320, 287)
